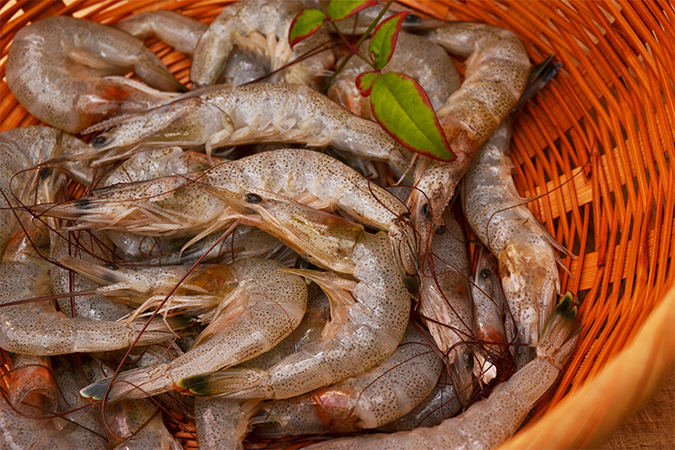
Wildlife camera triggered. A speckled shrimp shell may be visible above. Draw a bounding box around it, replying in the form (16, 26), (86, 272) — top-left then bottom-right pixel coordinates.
(305, 296), (579, 450)
(78, 258), (308, 401)
(6, 16), (183, 134)
(406, 22), (531, 254)
(249, 325), (442, 436)
(190, 0), (334, 90)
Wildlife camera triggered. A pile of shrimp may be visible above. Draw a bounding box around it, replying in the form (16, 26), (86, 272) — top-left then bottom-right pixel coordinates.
(0, 2), (580, 449)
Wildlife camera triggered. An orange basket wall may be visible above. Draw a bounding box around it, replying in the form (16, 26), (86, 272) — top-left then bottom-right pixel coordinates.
(1, 1), (673, 448)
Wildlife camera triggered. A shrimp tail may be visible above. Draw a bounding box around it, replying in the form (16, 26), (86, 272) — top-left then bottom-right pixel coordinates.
(177, 368), (266, 397)
(514, 54), (562, 112)
(537, 292), (579, 365)
(80, 363), (171, 401)
(57, 254), (139, 289)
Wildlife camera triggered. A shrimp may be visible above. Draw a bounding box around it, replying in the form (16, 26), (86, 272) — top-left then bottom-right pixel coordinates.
(405, 22), (531, 254)
(328, 31), (460, 118)
(174, 210), (410, 402)
(78, 257), (308, 401)
(190, 0), (334, 90)
(462, 119), (569, 368)
(115, 10), (207, 56)
(76, 83), (414, 175)
(6, 16), (184, 134)
(0, 126), (91, 255)
(249, 325), (442, 436)
(193, 290), (329, 449)
(38, 149), (418, 276)
(117, 10), (278, 87)
(378, 372), (460, 432)
(472, 247), (514, 379)
(418, 207), (477, 405)
(305, 294), (579, 450)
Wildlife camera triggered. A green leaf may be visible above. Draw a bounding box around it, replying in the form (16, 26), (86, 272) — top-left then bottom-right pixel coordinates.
(355, 71), (377, 96)
(370, 73), (455, 161)
(328, 0), (378, 22)
(369, 11), (408, 70)
(289, 9), (328, 48)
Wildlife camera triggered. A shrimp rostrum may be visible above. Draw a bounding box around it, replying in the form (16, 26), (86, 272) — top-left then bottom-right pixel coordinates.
(6, 16), (184, 134)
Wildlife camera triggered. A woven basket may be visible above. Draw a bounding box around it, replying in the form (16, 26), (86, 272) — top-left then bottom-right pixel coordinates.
(1, 0), (673, 448)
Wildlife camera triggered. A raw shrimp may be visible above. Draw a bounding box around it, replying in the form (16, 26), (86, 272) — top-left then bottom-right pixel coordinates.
(462, 119), (568, 367)
(418, 207), (477, 405)
(306, 294), (579, 450)
(0, 126), (90, 255)
(190, 0), (334, 90)
(472, 247), (513, 377)
(78, 258), (308, 401)
(175, 212), (410, 402)
(328, 31), (460, 118)
(39, 149), (418, 275)
(76, 83), (414, 175)
(115, 10), (207, 56)
(193, 290), (329, 449)
(405, 22), (531, 253)
(6, 16), (184, 134)
(116, 10), (272, 87)
(248, 325), (442, 436)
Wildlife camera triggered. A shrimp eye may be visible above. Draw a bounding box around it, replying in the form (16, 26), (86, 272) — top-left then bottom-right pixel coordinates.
(421, 202), (431, 220)
(91, 136), (108, 147)
(245, 193), (262, 204)
(435, 225), (446, 235)
(39, 167), (52, 180)
(480, 268), (491, 279)
(404, 13), (422, 24)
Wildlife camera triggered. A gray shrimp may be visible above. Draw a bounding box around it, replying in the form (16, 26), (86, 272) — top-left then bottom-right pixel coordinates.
(76, 83), (414, 175)
(462, 120), (569, 367)
(190, 0), (334, 90)
(406, 22), (531, 254)
(249, 325), (442, 436)
(6, 16), (184, 134)
(78, 258), (308, 401)
(306, 294), (579, 450)
(418, 207), (477, 405)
